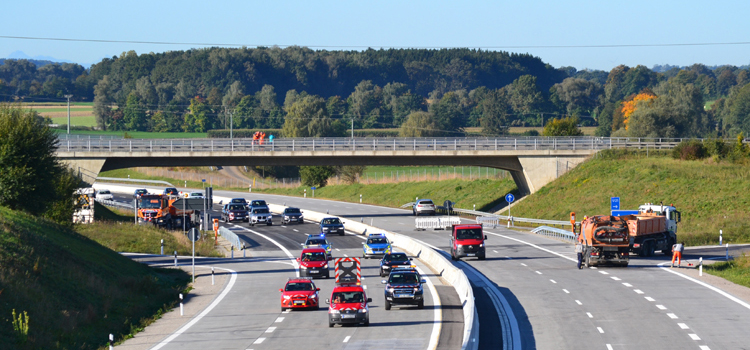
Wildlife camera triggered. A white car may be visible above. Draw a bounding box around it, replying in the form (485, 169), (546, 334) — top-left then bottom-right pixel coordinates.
(97, 189), (114, 200)
(187, 192), (204, 199)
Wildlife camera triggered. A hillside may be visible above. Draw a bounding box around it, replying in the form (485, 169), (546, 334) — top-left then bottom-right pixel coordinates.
(0, 206), (188, 349)
(508, 150), (750, 245)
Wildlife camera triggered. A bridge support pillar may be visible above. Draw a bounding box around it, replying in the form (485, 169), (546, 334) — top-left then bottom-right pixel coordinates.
(516, 156), (588, 195)
(60, 158), (106, 185)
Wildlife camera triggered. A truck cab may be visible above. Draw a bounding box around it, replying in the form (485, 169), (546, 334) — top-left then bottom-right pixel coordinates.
(450, 224), (487, 260)
(637, 203), (681, 234)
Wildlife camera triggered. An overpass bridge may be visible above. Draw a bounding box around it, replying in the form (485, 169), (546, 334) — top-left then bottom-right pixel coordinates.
(57, 137), (680, 195)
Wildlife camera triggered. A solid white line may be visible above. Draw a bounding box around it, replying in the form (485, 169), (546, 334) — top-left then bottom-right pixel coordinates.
(611, 277), (621, 281)
(656, 305), (667, 310)
(645, 297), (655, 302)
(550, 279), (557, 284)
(343, 336), (351, 343)
(253, 338), (265, 344)
(150, 266), (238, 350)
(667, 313), (678, 319)
(678, 323), (689, 329)
(275, 317), (285, 322)
(265, 327), (276, 333)
(575, 300), (582, 305)
(623, 282), (633, 287)
(658, 262), (750, 311)
(535, 271), (542, 275)
(586, 312), (593, 318)
(634, 289), (644, 294)
(563, 289), (570, 294)
(597, 327), (604, 333)
(415, 265), (442, 350)
(689, 334), (701, 341)
(239, 226), (299, 275)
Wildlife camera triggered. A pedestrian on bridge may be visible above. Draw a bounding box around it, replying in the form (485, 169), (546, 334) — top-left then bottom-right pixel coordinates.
(671, 242), (684, 268)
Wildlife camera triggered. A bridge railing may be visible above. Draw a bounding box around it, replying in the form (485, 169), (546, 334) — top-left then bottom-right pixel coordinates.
(55, 136), (693, 153)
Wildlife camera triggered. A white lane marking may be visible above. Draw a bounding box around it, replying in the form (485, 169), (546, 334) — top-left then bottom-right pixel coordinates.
(699, 346), (711, 350)
(658, 262), (750, 311)
(689, 334), (701, 341)
(550, 279), (557, 284)
(253, 338), (265, 344)
(597, 327), (604, 333)
(678, 323), (689, 329)
(493, 250), (498, 253)
(150, 266), (238, 350)
(611, 277), (621, 281)
(363, 285), (367, 290)
(336, 248), (340, 251)
(535, 271), (542, 275)
(634, 289), (644, 294)
(283, 309), (290, 314)
(265, 327), (276, 333)
(645, 297), (655, 302)
(667, 313), (678, 319)
(293, 229), (299, 232)
(398, 222), (405, 225)
(281, 225), (287, 228)
(239, 226), (299, 276)
(344, 254), (349, 257)
(415, 265), (442, 350)
(599, 271), (609, 275)
(623, 282), (633, 287)
(586, 312), (593, 318)
(656, 305), (667, 310)
(606, 344), (614, 350)
(343, 336), (351, 343)
(275, 317), (285, 322)
(575, 300), (582, 305)
(484, 230), (576, 262)
(590, 267), (597, 269)
(563, 289), (570, 294)
(520, 263), (527, 266)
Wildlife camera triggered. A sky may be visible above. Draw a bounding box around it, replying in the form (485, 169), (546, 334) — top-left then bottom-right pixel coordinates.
(2, 0), (750, 71)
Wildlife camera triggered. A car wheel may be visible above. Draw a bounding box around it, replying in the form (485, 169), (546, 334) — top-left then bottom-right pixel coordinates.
(341, 232), (345, 236)
(478, 255), (486, 261)
(281, 306), (285, 312)
(385, 300), (391, 310)
(418, 300), (424, 309)
(363, 319), (369, 326)
(329, 321), (334, 328)
(267, 222), (272, 226)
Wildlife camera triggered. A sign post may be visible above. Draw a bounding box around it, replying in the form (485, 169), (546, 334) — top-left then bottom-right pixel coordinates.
(505, 193), (515, 227)
(312, 186), (316, 198)
(189, 228), (200, 283)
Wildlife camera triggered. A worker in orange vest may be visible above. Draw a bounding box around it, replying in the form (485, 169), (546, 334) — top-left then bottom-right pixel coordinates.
(259, 132), (266, 145)
(671, 242), (684, 268)
(252, 131), (259, 145)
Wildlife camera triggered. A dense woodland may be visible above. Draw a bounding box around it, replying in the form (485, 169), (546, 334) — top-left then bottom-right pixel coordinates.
(2, 46), (750, 138)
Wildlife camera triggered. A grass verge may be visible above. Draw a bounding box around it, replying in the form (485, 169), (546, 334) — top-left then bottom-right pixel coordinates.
(0, 206), (190, 349)
(704, 254), (750, 288)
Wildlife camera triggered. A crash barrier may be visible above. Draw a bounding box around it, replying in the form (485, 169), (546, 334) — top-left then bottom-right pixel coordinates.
(96, 177), (175, 187)
(531, 226), (576, 242)
(476, 216), (500, 228)
(415, 216), (461, 230)
(95, 198), (134, 210)
(218, 226), (243, 252)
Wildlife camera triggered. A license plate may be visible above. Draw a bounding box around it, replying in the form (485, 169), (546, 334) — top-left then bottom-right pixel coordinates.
(395, 294), (412, 298)
(310, 270), (318, 273)
(294, 301), (304, 305)
(466, 253), (476, 256)
(342, 314), (355, 319)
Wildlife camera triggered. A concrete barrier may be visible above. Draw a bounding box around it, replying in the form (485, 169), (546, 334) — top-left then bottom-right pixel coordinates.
(94, 183), (478, 350)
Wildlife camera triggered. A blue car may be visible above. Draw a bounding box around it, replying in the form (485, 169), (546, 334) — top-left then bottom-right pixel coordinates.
(362, 233), (392, 259)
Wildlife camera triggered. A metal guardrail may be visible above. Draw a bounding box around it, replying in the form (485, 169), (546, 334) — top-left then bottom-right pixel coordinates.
(95, 198), (134, 210)
(531, 226), (576, 242)
(56, 136), (693, 153)
(218, 226), (242, 250)
(96, 177), (175, 187)
(415, 216), (461, 230)
(452, 208), (572, 227)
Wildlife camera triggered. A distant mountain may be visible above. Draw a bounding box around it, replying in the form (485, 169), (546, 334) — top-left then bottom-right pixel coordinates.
(1, 50), (77, 66)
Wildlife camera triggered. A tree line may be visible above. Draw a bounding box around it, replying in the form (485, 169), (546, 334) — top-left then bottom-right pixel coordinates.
(2, 47), (750, 138)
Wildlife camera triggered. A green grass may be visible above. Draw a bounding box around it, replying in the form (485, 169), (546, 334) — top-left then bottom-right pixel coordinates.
(361, 166), (507, 181)
(704, 254), (750, 288)
(0, 206), (190, 349)
(49, 115), (97, 126)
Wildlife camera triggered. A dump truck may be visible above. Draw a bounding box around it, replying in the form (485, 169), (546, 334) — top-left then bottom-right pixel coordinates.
(627, 203), (681, 257)
(580, 215), (631, 267)
(137, 194), (200, 230)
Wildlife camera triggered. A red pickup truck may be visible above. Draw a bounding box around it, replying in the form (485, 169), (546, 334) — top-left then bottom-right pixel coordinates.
(450, 224), (487, 260)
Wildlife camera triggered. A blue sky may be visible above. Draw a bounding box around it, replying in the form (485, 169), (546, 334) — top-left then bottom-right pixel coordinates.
(2, 0), (749, 71)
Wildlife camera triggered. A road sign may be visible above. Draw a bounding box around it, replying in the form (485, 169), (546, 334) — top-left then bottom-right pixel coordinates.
(188, 228), (200, 242)
(311, 186), (316, 190)
(611, 197), (620, 211)
(505, 193), (515, 203)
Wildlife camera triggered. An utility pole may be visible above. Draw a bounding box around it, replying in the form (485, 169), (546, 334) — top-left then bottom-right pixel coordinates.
(351, 117), (354, 138)
(64, 94), (73, 134)
(230, 110), (234, 140)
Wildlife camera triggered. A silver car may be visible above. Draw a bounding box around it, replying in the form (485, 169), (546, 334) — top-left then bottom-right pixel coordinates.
(413, 199), (436, 216)
(249, 207), (273, 226)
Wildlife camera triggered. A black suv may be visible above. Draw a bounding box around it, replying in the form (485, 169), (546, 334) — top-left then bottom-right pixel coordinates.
(282, 207), (304, 224)
(382, 270), (425, 310)
(320, 217), (345, 236)
(379, 253), (412, 277)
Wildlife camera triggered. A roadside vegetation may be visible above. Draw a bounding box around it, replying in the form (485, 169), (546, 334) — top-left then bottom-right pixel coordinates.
(0, 206), (189, 349)
(704, 254), (750, 288)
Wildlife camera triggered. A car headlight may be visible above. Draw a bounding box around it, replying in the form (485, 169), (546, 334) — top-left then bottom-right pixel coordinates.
(383, 266), (390, 269)
(457, 244), (463, 248)
(283, 295), (291, 299)
(300, 265), (307, 269)
(365, 246), (372, 253)
(479, 243), (484, 247)
(413, 287), (420, 292)
(323, 263), (328, 268)
(358, 308), (367, 313)
(387, 287), (394, 293)
(323, 227), (329, 231)
(329, 309), (340, 314)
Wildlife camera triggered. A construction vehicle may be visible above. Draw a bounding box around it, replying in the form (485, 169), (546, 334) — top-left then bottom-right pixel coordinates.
(580, 215), (631, 267)
(73, 188), (95, 224)
(628, 203), (681, 257)
(137, 193), (201, 230)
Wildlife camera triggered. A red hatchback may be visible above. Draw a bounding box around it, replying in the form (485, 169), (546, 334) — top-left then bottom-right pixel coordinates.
(280, 278), (320, 311)
(297, 247), (332, 278)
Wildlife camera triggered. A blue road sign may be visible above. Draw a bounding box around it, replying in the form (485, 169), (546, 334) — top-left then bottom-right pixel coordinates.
(202, 179), (206, 182)
(311, 186), (316, 190)
(505, 193), (515, 203)
(611, 197), (620, 211)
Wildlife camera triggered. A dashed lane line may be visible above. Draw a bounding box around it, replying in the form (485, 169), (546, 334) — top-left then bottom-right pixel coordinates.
(678, 323), (689, 329)
(575, 300), (582, 305)
(611, 277), (621, 281)
(689, 334), (701, 341)
(597, 327), (604, 334)
(656, 305), (667, 310)
(520, 263), (527, 267)
(599, 271), (609, 275)
(563, 289), (570, 294)
(634, 289), (644, 294)
(667, 313), (678, 319)
(275, 317), (285, 322)
(535, 271), (542, 275)
(622, 282), (633, 287)
(645, 297), (655, 302)
(586, 312), (593, 318)
(253, 338), (265, 344)
(606, 344), (613, 350)
(343, 336), (351, 343)
(550, 279), (557, 284)
(265, 327), (276, 333)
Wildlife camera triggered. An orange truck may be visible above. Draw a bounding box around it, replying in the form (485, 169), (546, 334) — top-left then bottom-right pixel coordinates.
(580, 215), (632, 267)
(137, 194), (200, 230)
(627, 203), (680, 257)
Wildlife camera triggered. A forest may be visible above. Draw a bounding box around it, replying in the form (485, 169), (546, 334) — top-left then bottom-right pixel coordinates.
(2, 46), (750, 138)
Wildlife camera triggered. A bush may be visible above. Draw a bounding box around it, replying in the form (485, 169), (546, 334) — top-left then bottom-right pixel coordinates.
(300, 166), (337, 187)
(671, 139), (708, 160)
(704, 138), (730, 158)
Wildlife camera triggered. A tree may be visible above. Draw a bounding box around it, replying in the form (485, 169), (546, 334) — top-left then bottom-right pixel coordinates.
(725, 83), (750, 136)
(282, 95), (335, 137)
(479, 89), (511, 136)
(550, 78), (603, 116)
(183, 97), (214, 132)
(399, 111), (442, 137)
(543, 116), (583, 136)
(429, 91), (468, 135)
(300, 166), (337, 188)
(93, 75), (115, 130)
(508, 75), (546, 115)
(123, 91), (148, 131)
(338, 165), (366, 184)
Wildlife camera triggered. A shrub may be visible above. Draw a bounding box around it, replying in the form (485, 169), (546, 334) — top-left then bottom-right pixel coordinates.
(704, 138), (730, 158)
(671, 139), (708, 160)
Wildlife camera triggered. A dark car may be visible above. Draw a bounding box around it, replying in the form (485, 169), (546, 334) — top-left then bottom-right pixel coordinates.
(382, 270), (425, 310)
(133, 188), (148, 199)
(282, 207), (304, 224)
(379, 252), (413, 277)
(163, 187), (179, 196)
(222, 203), (248, 223)
(230, 197), (248, 206)
(320, 217), (345, 236)
(249, 199), (268, 209)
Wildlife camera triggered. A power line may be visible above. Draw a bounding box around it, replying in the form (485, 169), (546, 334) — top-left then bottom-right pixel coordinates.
(3, 35), (750, 49)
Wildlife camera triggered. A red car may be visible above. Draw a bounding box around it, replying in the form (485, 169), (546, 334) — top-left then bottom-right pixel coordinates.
(296, 247), (332, 278)
(326, 284), (371, 327)
(280, 278), (320, 311)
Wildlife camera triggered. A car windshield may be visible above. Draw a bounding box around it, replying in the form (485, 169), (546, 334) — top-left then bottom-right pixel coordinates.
(139, 198), (161, 209)
(165, 188), (177, 194)
(135, 190), (147, 195)
(456, 228), (483, 240)
(253, 208), (269, 214)
(331, 291), (364, 304)
(306, 239), (327, 245)
(389, 273), (419, 284)
(190, 193), (203, 197)
(322, 218), (340, 225)
(231, 198), (245, 203)
(384, 254), (409, 263)
(285, 208), (300, 214)
(367, 238), (388, 244)
(228, 204), (245, 210)
(251, 200), (267, 206)
(301, 252), (326, 261)
(285, 282), (314, 291)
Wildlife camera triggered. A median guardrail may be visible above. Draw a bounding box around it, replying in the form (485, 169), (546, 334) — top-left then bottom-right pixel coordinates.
(531, 226), (577, 242)
(415, 216), (461, 230)
(95, 198), (134, 210)
(217, 226), (243, 251)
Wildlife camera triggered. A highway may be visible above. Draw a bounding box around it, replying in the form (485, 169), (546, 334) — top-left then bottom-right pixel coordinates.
(107, 188), (750, 350)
